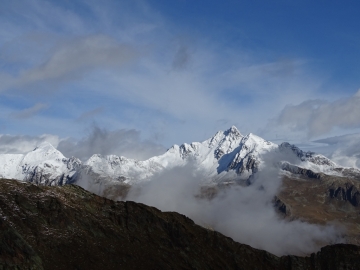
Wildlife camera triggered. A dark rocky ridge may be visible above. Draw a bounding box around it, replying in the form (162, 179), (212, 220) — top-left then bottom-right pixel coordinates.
(0, 178), (359, 270)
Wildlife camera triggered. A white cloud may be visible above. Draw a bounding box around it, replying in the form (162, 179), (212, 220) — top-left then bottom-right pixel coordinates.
(57, 126), (166, 161)
(272, 89), (360, 138)
(127, 151), (343, 256)
(0, 134), (60, 154)
(314, 133), (360, 169)
(0, 126), (165, 161)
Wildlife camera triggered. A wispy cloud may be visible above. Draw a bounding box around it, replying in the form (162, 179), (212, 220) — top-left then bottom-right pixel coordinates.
(172, 44), (191, 70)
(1, 35), (137, 93)
(314, 133), (360, 169)
(76, 107), (104, 122)
(271, 89), (360, 139)
(10, 103), (48, 119)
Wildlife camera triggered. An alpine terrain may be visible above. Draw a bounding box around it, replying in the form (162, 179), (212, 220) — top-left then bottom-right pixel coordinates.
(1, 126), (360, 247)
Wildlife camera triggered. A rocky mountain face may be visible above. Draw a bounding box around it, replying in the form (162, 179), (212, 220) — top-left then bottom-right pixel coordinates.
(276, 173), (360, 246)
(279, 142), (360, 179)
(0, 178), (359, 270)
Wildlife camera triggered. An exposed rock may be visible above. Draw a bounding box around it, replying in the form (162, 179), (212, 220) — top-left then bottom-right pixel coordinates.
(281, 162), (323, 179)
(329, 183), (360, 207)
(310, 244), (360, 270)
(273, 195), (292, 217)
(278, 175), (360, 246)
(279, 142), (335, 166)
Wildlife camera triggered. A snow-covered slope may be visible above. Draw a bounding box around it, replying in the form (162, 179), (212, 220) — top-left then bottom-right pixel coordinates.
(77, 126), (278, 186)
(278, 142), (360, 178)
(0, 126), (358, 189)
(0, 142), (81, 185)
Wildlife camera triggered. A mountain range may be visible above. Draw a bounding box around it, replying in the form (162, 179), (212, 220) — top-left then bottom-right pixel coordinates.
(1, 125), (360, 264)
(0, 126), (358, 196)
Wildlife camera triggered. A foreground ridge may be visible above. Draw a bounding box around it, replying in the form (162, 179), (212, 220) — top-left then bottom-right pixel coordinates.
(0, 178), (359, 270)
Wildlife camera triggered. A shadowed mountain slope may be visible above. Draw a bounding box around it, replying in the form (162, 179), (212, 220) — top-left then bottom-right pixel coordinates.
(0, 179), (360, 269)
(0, 179), (359, 270)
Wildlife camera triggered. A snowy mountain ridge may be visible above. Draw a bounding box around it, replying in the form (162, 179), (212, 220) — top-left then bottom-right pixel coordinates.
(0, 126), (357, 189)
(0, 142), (81, 186)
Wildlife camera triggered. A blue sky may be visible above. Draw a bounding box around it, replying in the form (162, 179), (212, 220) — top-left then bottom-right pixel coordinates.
(1, 0), (360, 160)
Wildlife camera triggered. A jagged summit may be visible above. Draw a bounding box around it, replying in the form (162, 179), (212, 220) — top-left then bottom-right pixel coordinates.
(279, 141), (337, 168)
(280, 142), (316, 159)
(224, 125), (242, 138)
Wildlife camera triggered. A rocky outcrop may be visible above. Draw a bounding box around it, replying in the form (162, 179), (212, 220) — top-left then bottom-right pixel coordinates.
(279, 142), (335, 166)
(281, 162), (323, 179)
(273, 195), (292, 216)
(329, 183), (360, 207)
(277, 175), (360, 247)
(0, 178), (359, 269)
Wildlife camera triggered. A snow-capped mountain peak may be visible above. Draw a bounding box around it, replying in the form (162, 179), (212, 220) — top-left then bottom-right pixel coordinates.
(224, 125), (242, 137)
(33, 141), (57, 151)
(25, 141), (65, 163)
(0, 142), (81, 186)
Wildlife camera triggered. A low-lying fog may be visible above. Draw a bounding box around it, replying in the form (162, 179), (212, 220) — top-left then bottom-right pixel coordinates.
(125, 151), (344, 256)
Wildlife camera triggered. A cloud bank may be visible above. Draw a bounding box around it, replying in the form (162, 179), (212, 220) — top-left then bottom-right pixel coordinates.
(0, 134), (60, 154)
(127, 152), (343, 256)
(0, 126), (165, 161)
(57, 126), (165, 161)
